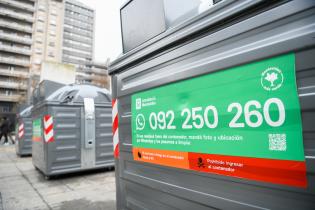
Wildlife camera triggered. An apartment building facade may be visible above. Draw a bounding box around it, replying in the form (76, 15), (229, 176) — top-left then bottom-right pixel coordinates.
(0, 0), (35, 115)
(63, 0), (94, 68)
(31, 0), (107, 90)
(63, 0), (101, 86)
(31, 0), (64, 79)
(76, 62), (110, 90)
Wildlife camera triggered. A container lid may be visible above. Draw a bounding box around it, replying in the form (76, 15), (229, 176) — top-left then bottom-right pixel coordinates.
(47, 84), (111, 104)
(19, 105), (33, 117)
(110, 0), (228, 75)
(32, 80), (65, 105)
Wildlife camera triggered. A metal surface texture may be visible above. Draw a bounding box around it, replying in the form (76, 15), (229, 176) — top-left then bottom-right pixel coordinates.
(110, 0), (266, 74)
(110, 0), (315, 209)
(120, 0), (206, 53)
(121, 0), (166, 53)
(15, 106), (33, 156)
(82, 98), (96, 169)
(32, 80), (64, 105)
(32, 84), (113, 176)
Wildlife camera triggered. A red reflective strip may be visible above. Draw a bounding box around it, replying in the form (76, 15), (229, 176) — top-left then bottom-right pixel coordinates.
(44, 115), (51, 122)
(18, 122), (24, 139)
(44, 124), (53, 135)
(112, 99), (116, 107)
(112, 98), (119, 159)
(47, 136), (54, 143)
(43, 115), (54, 144)
(114, 144), (119, 158)
(112, 115), (118, 134)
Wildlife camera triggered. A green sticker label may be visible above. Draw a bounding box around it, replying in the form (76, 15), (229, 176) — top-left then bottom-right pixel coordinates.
(132, 54), (304, 161)
(131, 54), (307, 188)
(32, 118), (42, 142)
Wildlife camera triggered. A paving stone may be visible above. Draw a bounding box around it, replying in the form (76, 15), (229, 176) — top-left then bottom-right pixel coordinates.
(0, 145), (116, 210)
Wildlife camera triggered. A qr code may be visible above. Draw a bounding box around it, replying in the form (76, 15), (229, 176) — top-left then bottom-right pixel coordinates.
(269, 134), (287, 151)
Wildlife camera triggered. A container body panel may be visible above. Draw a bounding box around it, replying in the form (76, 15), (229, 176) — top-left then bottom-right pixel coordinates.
(32, 103), (114, 176)
(47, 106), (82, 175)
(111, 1), (315, 209)
(16, 117), (33, 156)
(32, 105), (48, 173)
(95, 107), (115, 166)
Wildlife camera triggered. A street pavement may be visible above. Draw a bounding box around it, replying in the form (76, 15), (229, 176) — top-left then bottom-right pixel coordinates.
(0, 144), (116, 210)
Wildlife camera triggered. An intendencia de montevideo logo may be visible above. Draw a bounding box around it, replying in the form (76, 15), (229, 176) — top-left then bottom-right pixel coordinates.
(261, 67), (284, 91)
(136, 98), (141, 110)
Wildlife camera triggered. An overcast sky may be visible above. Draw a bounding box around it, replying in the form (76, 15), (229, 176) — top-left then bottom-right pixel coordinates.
(77, 0), (123, 63)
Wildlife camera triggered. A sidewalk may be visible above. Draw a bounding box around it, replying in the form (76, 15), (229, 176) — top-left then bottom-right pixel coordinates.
(0, 145), (116, 210)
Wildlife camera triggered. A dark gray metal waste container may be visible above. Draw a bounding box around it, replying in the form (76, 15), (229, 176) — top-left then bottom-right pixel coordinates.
(120, 0), (209, 53)
(110, 0), (315, 209)
(15, 106), (33, 156)
(32, 83), (113, 177)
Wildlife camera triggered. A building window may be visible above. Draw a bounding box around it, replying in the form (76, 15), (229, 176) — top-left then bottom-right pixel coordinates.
(48, 52), (54, 57)
(51, 9), (57, 16)
(38, 15), (45, 22)
(49, 30), (56, 36)
(1, 106), (11, 113)
(36, 38), (42, 43)
(35, 59), (41, 64)
(50, 20), (56, 26)
(5, 90), (12, 96)
(39, 5), (46, 11)
(35, 48), (42, 54)
(37, 24), (44, 33)
(49, 42), (55, 47)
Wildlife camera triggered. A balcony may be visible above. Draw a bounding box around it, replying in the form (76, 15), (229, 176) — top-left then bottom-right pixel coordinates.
(0, 8), (34, 22)
(0, 0), (34, 12)
(63, 41), (92, 52)
(0, 44), (31, 55)
(64, 26), (93, 38)
(0, 68), (29, 78)
(0, 81), (28, 90)
(64, 19), (93, 31)
(77, 67), (107, 76)
(76, 72), (92, 79)
(65, 12), (93, 25)
(63, 49), (92, 60)
(0, 31), (32, 45)
(0, 93), (24, 102)
(63, 34), (92, 45)
(63, 57), (85, 66)
(76, 73), (109, 89)
(77, 74), (108, 83)
(0, 20), (32, 33)
(0, 56), (29, 66)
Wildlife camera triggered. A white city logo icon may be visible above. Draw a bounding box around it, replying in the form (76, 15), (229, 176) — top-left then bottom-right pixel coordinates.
(261, 67), (284, 91)
(136, 98), (141, 110)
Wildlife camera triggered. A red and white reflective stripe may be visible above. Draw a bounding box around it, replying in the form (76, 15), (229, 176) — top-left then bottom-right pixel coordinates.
(43, 115), (54, 143)
(112, 99), (119, 158)
(18, 122), (24, 139)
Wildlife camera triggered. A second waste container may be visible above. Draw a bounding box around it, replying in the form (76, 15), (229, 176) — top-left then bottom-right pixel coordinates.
(15, 105), (33, 156)
(32, 83), (114, 178)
